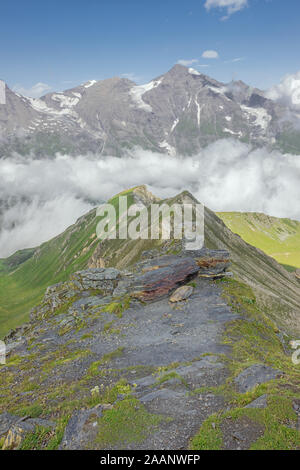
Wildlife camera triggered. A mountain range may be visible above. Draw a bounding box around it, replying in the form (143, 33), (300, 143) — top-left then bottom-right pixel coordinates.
(1, 64), (300, 157)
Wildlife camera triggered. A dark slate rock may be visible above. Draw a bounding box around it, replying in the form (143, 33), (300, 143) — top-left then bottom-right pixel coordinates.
(113, 279), (132, 297)
(130, 256), (200, 301)
(139, 389), (185, 404)
(0, 412), (21, 437)
(234, 364), (282, 393)
(17, 417), (55, 432)
(71, 295), (112, 311)
(129, 374), (157, 391)
(89, 279), (237, 369)
(245, 394), (268, 409)
(0, 412), (55, 438)
(70, 268), (120, 292)
(133, 391), (225, 450)
(59, 406), (103, 450)
(182, 248), (230, 275)
(4, 339), (26, 355)
(220, 415), (264, 450)
(293, 399), (300, 414)
(175, 357), (224, 376)
(72, 268), (120, 282)
(173, 357), (227, 389)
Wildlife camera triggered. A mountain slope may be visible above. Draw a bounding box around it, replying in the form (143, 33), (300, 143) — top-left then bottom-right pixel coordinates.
(218, 212), (300, 270)
(0, 186), (299, 339)
(204, 207), (300, 333)
(1, 65), (300, 157)
(1, 210), (299, 450)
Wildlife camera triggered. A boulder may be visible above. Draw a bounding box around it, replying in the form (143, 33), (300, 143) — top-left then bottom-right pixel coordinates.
(71, 268), (120, 291)
(169, 285), (193, 302)
(2, 426), (24, 450)
(0, 413), (55, 450)
(189, 248), (230, 277)
(130, 256), (199, 301)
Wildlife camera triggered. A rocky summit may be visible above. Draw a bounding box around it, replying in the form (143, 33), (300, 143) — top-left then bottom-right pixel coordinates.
(1, 248), (300, 449)
(0, 186), (299, 450)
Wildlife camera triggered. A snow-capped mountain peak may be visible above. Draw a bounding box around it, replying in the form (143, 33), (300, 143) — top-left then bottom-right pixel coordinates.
(0, 65), (299, 157)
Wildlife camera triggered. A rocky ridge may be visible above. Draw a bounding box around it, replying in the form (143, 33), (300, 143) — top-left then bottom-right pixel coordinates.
(1, 185), (300, 341)
(1, 245), (299, 450)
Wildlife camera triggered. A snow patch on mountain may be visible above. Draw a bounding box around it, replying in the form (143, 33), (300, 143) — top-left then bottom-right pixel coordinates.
(159, 140), (176, 156)
(51, 94), (80, 108)
(188, 68), (201, 76)
(29, 98), (53, 113)
(241, 106), (271, 130)
(28, 96), (78, 118)
(84, 80), (97, 88)
(208, 85), (230, 101)
(130, 79), (163, 112)
(171, 118), (179, 132)
(195, 98), (203, 128)
(223, 128), (243, 137)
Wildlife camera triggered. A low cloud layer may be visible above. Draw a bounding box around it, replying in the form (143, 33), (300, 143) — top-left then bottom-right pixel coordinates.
(266, 70), (300, 111)
(0, 139), (300, 257)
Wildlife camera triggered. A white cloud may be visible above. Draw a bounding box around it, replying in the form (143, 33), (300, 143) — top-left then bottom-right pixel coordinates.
(204, 0), (248, 19)
(0, 141), (300, 257)
(202, 50), (219, 59)
(12, 82), (52, 98)
(265, 70), (300, 111)
(224, 57), (245, 63)
(177, 59), (199, 66)
(121, 73), (142, 83)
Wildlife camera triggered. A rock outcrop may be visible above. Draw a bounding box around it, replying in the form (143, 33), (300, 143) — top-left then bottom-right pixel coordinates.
(1, 244), (299, 450)
(0, 413), (55, 450)
(234, 365), (283, 393)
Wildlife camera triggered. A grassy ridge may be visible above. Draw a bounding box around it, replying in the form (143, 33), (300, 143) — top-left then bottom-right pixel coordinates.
(1, 192), (299, 339)
(217, 212), (300, 270)
(0, 208), (100, 339)
(0, 188), (137, 339)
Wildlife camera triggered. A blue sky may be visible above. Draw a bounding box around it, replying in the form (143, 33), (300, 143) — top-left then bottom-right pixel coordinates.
(1, 0), (300, 96)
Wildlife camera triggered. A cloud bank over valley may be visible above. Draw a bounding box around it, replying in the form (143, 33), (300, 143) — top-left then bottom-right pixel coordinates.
(0, 139), (299, 257)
